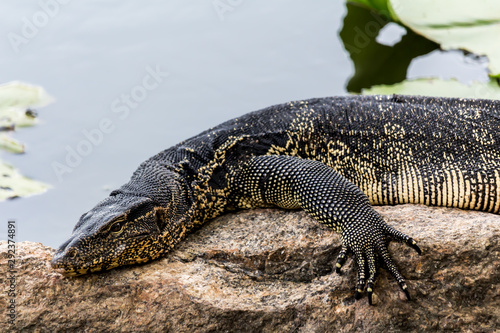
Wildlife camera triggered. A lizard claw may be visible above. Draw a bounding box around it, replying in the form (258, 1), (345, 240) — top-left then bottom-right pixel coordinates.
(339, 216), (421, 305)
(335, 246), (350, 274)
(367, 282), (374, 305)
(400, 281), (411, 300)
(383, 224), (422, 256)
(407, 238), (422, 256)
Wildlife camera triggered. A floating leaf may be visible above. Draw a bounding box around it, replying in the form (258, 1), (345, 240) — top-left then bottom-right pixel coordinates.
(362, 77), (500, 99)
(349, 0), (500, 77)
(391, 0), (500, 76)
(0, 81), (53, 201)
(0, 107), (37, 128)
(0, 81), (54, 131)
(0, 134), (24, 154)
(347, 0), (393, 18)
(0, 81), (54, 108)
(340, 2), (438, 93)
(0, 161), (50, 201)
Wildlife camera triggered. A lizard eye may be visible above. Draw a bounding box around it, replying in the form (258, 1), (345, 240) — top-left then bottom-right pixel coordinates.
(110, 221), (124, 234)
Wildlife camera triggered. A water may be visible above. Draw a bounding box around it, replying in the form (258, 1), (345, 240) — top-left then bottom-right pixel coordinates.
(0, 1), (489, 248)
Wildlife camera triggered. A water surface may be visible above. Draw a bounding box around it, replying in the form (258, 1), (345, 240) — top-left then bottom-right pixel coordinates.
(0, 1), (488, 247)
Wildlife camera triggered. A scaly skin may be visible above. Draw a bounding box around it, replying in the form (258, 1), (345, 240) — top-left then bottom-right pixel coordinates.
(51, 95), (500, 305)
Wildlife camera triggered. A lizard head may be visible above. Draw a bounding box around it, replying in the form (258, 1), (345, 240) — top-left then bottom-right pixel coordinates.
(51, 178), (186, 276)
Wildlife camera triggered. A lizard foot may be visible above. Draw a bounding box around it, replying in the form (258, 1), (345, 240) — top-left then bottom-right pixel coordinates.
(335, 221), (421, 305)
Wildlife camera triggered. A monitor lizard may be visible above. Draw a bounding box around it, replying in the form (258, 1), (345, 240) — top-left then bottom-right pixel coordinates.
(51, 95), (500, 305)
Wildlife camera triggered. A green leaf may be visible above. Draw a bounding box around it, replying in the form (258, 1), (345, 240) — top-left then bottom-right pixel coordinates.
(347, 0), (394, 20)
(362, 77), (500, 99)
(0, 161), (50, 201)
(0, 107), (37, 129)
(340, 3), (438, 93)
(0, 134), (24, 154)
(0, 81), (54, 109)
(0, 81), (53, 201)
(389, 0), (500, 76)
(0, 81), (54, 131)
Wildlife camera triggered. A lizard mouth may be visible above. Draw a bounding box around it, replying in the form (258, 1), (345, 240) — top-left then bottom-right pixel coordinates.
(51, 245), (126, 276)
(53, 267), (90, 277)
(51, 260), (119, 276)
(51, 262), (93, 276)
(51, 240), (155, 276)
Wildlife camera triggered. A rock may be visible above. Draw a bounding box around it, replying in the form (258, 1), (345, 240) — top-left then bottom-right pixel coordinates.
(1, 205), (499, 332)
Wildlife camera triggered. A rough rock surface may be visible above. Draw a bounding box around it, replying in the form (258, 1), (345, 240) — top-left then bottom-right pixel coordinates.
(1, 205), (499, 332)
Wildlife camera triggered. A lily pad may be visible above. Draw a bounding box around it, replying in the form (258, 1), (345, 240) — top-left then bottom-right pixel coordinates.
(347, 0), (392, 17)
(349, 0), (500, 77)
(0, 81), (53, 201)
(391, 0), (500, 77)
(0, 81), (54, 130)
(362, 77), (500, 99)
(340, 2), (438, 92)
(0, 161), (50, 201)
(0, 134), (24, 154)
(0, 81), (54, 108)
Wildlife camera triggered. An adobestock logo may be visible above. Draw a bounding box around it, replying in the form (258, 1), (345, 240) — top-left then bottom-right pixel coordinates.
(7, 0), (72, 53)
(51, 65), (169, 182)
(212, 0), (244, 21)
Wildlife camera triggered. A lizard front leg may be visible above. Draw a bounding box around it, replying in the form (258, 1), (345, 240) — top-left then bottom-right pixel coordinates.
(233, 154), (421, 305)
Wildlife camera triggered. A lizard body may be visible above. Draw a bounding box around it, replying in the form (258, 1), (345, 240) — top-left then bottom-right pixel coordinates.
(52, 95), (500, 304)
